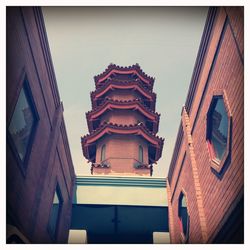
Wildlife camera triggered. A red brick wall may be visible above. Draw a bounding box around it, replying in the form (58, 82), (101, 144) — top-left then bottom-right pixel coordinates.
(192, 8), (243, 241)
(107, 89), (140, 101)
(7, 7), (75, 243)
(94, 135), (150, 176)
(170, 154), (203, 243)
(101, 110), (145, 126)
(167, 7), (243, 243)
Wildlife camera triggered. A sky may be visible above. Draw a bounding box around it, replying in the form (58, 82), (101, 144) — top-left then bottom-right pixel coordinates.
(42, 7), (208, 177)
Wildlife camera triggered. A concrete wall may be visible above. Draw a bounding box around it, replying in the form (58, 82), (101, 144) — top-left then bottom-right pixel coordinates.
(75, 176), (168, 207)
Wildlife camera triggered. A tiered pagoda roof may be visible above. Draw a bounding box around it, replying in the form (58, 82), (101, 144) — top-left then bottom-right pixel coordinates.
(81, 63), (164, 168)
(94, 63), (155, 90)
(86, 97), (160, 133)
(90, 73), (156, 110)
(81, 122), (164, 164)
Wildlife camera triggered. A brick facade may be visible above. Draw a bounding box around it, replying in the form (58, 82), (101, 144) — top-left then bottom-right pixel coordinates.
(167, 7), (243, 243)
(7, 7), (75, 243)
(94, 135), (150, 176)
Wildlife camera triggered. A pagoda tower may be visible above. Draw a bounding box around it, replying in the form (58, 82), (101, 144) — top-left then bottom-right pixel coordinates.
(81, 64), (164, 176)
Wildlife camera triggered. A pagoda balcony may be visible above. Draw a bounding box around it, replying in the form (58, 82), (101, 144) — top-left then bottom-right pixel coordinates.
(94, 63), (155, 91)
(133, 161), (152, 169)
(81, 122), (164, 165)
(86, 98), (160, 134)
(92, 161), (111, 168)
(90, 79), (156, 110)
(90, 159), (153, 176)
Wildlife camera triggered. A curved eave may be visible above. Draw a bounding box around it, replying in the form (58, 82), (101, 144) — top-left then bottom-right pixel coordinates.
(94, 63), (155, 88)
(86, 99), (160, 133)
(91, 81), (156, 110)
(81, 123), (164, 163)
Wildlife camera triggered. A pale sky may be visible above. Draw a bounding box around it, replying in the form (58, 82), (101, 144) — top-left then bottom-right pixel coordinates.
(42, 7), (208, 177)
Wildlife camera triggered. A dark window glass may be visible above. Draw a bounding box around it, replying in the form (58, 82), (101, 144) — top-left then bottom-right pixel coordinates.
(178, 193), (189, 240)
(101, 144), (106, 161)
(8, 87), (36, 162)
(48, 186), (62, 239)
(210, 98), (228, 161)
(139, 145), (143, 163)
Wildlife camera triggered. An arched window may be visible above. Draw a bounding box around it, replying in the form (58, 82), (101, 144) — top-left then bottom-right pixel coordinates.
(139, 145), (143, 163)
(101, 144), (106, 162)
(178, 192), (189, 242)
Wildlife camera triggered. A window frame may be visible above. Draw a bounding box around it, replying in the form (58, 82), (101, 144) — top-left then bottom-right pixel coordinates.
(47, 183), (63, 241)
(7, 75), (39, 176)
(178, 190), (190, 243)
(206, 90), (232, 174)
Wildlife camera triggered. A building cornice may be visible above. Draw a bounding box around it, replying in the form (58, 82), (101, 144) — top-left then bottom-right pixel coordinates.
(185, 7), (218, 115)
(167, 121), (184, 185)
(32, 7), (61, 108)
(168, 7), (218, 183)
(76, 175), (166, 188)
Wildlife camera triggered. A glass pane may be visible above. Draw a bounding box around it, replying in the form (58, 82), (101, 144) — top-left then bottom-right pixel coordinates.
(53, 191), (59, 204)
(139, 146), (143, 163)
(8, 88), (35, 161)
(48, 189), (61, 238)
(49, 204), (59, 237)
(179, 195), (188, 237)
(101, 144), (106, 161)
(181, 207), (188, 236)
(211, 98), (228, 161)
(181, 196), (187, 207)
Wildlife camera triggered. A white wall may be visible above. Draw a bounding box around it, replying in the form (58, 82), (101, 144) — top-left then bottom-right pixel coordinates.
(76, 185), (167, 207)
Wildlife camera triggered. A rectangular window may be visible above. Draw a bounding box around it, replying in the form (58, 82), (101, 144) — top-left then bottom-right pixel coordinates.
(101, 144), (106, 162)
(48, 185), (63, 240)
(139, 145), (143, 163)
(8, 79), (38, 165)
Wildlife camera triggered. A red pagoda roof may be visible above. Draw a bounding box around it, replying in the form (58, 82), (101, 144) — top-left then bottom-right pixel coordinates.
(81, 122), (164, 164)
(94, 63), (155, 89)
(86, 98), (160, 133)
(90, 79), (156, 110)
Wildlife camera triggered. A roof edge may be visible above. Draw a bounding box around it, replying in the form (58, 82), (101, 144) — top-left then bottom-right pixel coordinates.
(94, 63), (155, 85)
(76, 175), (166, 188)
(184, 7), (218, 114)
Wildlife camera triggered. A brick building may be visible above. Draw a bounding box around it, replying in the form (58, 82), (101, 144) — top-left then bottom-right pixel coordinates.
(81, 64), (164, 176)
(7, 7), (75, 243)
(167, 7), (243, 243)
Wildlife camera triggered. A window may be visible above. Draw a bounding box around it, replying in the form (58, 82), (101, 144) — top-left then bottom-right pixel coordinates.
(178, 192), (189, 242)
(101, 144), (106, 162)
(8, 81), (38, 164)
(139, 145), (143, 163)
(207, 94), (231, 173)
(48, 185), (63, 240)
(208, 97), (228, 160)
